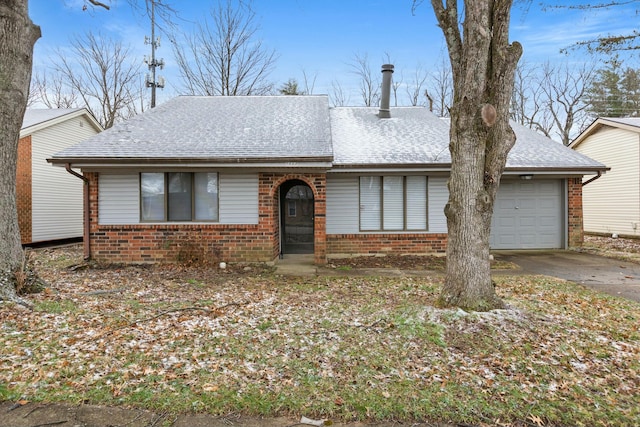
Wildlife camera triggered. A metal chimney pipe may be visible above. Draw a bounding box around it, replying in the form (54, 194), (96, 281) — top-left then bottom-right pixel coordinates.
(379, 64), (394, 118)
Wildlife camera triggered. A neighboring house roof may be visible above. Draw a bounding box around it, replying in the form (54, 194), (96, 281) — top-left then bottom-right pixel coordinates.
(571, 117), (640, 149)
(49, 95), (606, 174)
(50, 96), (333, 165)
(21, 108), (102, 137)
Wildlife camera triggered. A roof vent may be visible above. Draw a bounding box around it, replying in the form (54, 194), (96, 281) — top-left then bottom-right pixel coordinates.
(378, 64), (394, 119)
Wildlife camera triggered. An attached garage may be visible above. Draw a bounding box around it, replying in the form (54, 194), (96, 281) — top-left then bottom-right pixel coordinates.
(49, 94), (607, 264)
(490, 179), (563, 249)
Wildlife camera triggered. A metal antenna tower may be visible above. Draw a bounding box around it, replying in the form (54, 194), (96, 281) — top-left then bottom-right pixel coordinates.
(144, 0), (164, 108)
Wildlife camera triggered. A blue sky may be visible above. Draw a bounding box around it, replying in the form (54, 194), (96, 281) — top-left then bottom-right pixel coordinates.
(29, 0), (637, 106)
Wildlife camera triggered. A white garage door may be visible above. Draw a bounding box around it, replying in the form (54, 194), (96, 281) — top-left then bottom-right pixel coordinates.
(490, 180), (563, 249)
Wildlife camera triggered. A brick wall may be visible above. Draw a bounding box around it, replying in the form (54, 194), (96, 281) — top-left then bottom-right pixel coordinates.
(327, 233), (448, 256)
(16, 136), (32, 244)
(83, 172), (583, 263)
(567, 177), (583, 247)
(86, 171), (328, 264)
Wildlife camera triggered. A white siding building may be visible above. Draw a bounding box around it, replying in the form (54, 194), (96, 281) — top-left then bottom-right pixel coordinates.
(571, 118), (640, 237)
(18, 109), (102, 244)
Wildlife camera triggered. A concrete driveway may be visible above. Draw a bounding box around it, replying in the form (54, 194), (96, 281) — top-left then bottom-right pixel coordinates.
(495, 250), (640, 303)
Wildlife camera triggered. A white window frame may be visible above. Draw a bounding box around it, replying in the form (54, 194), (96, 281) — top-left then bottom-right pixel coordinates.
(140, 172), (219, 222)
(358, 175), (428, 231)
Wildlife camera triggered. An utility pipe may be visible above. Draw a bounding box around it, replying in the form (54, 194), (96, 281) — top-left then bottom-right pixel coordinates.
(65, 164), (90, 260)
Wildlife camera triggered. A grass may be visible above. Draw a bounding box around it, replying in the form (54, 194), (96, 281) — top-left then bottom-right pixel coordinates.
(1, 248), (639, 426)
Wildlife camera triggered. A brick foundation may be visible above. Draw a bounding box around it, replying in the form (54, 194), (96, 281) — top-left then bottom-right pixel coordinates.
(327, 233), (448, 256)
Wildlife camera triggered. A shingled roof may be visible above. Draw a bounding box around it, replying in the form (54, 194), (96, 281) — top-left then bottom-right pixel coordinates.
(50, 95), (606, 173)
(51, 96), (333, 165)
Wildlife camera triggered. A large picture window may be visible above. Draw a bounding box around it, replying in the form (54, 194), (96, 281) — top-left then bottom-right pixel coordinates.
(359, 175), (427, 231)
(141, 172), (219, 222)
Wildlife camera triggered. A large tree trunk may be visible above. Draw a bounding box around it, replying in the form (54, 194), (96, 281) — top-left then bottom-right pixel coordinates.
(430, 0), (522, 311)
(0, 1), (40, 301)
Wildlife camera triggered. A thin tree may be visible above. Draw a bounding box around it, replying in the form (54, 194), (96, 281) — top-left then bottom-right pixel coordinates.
(419, 0), (523, 311)
(510, 60), (550, 133)
(53, 31), (143, 129)
(541, 61), (595, 145)
(173, 0), (277, 96)
(425, 55), (453, 117)
(0, 0), (171, 302)
(330, 80), (350, 107)
(301, 69), (317, 95)
(405, 64), (430, 107)
(349, 52), (380, 107)
(31, 70), (80, 109)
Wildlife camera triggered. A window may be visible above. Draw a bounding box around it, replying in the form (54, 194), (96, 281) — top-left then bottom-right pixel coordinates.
(359, 176), (427, 231)
(288, 200), (297, 217)
(140, 172), (219, 222)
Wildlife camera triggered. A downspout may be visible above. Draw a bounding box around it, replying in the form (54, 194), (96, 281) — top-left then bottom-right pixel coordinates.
(582, 171), (602, 186)
(65, 164), (90, 260)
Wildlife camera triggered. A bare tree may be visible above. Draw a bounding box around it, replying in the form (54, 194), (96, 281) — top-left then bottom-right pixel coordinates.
(31, 70), (80, 109)
(349, 52), (380, 107)
(53, 31), (142, 129)
(173, 0), (277, 96)
(0, 0), (173, 301)
(420, 0), (522, 311)
(405, 64), (430, 107)
(425, 56), (453, 117)
(541, 61), (596, 145)
(301, 69), (317, 95)
(330, 80), (350, 107)
(510, 61), (552, 135)
(0, 0), (40, 303)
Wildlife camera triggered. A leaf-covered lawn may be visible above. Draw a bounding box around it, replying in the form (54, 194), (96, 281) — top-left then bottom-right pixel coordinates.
(1, 246), (639, 426)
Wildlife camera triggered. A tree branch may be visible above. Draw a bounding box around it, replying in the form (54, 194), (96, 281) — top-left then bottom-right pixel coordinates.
(87, 0), (110, 10)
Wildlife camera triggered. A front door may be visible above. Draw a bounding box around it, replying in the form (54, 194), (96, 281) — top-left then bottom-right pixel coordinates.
(281, 182), (314, 254)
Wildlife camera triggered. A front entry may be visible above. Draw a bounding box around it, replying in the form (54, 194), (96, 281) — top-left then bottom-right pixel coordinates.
(280, 181), (314, 254)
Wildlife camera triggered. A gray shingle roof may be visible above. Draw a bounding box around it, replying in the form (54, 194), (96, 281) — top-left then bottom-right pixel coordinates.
(508, 122), (606, 169)
(22, 108), (84, 130)
(330, 107), (605, 170)
(52, 96), (333, 162)
(50, 96), (605, 172)
(599, 117), (640, 128)
(330, 107), (451, 165)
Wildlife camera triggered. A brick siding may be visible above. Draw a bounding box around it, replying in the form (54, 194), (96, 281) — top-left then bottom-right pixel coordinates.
(85, 172), (328, 264)
(567, 177), (583, 247)
(327, 233), (448, 256)
(84, 173), (583, 264)
(16, 136), (32, 244)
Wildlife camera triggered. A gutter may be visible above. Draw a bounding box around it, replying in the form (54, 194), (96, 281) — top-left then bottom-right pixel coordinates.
(582, 171), (603, 186)
(64, 164), (91, 260)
